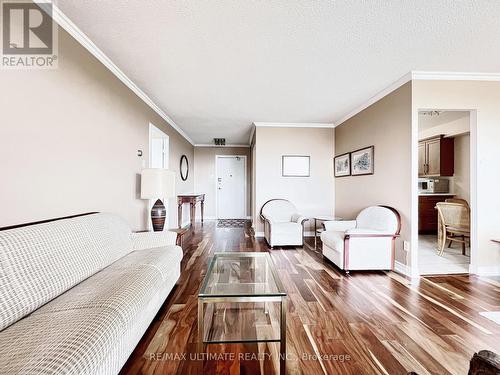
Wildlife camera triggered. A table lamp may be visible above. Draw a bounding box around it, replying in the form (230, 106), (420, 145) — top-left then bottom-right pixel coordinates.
(141, 168), (175, 231)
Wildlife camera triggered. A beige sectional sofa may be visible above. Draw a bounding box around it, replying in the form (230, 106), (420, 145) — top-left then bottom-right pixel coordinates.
(0, 213), (183, 374)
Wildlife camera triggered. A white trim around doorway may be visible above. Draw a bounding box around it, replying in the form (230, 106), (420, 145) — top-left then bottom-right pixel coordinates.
(411, 109), (477, 277)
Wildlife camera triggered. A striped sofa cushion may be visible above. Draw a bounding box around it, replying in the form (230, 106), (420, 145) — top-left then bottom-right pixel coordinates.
(0, 213), (133, 331)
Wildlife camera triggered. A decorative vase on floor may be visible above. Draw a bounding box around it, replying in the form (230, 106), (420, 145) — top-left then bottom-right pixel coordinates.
(151, 199), (167, 232)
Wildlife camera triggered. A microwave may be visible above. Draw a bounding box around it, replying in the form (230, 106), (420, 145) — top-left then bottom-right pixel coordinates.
(418, 178), (449, 194)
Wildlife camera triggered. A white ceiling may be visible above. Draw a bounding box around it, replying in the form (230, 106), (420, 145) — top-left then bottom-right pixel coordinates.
(57, 1), (500, 144)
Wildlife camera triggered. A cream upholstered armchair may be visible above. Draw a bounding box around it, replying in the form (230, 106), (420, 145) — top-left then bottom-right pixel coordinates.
(320, 206), (401, 272)
(260, 199), (308, 248)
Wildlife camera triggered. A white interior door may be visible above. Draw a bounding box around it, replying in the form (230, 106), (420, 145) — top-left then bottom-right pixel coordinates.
(217, 156), (246, 219)
(150, 137), (169, 169)
(149, 124), (170, 229)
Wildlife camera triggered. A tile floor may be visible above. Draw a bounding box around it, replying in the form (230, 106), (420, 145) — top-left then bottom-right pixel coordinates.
(418, 234), (470, 274)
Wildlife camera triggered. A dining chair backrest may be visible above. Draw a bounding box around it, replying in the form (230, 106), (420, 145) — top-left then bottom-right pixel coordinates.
(445, 198), (470, 210)
(436, 202), (470, 230)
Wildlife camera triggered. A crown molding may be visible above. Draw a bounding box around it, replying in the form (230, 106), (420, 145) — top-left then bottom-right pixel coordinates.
(194, 144), (250, 148)
(36, 1), (195, 145)
(334, 72), (413, 126)
(334, 70), (500, 127)
(411, 71), (500, 81)
(254, 122), (335, 128)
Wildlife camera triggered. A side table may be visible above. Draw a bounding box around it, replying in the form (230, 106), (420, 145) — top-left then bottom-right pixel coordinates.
(169, 227), (189, 248)
(134, 228), (189, 248)
(313, 216), (343, 251)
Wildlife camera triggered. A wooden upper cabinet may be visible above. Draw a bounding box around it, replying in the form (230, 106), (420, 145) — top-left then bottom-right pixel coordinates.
(418, 143), (426, 176)
(418, 135), (454, 177)
(426, 138), (441, 176)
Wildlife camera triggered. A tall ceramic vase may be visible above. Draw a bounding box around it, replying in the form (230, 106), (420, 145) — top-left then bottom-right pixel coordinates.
(151, 199), (166, 231)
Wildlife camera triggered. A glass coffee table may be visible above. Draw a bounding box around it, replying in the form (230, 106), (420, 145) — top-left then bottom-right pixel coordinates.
(198, 252), (287, 373)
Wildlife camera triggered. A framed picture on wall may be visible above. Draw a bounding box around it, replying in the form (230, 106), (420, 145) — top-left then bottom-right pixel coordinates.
(351, 146), (374, 176)
(334, 153), (351, 177)
(282, 155), (310, 177)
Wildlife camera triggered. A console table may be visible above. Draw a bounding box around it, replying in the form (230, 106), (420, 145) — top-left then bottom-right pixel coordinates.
(178, 194), (205, 228)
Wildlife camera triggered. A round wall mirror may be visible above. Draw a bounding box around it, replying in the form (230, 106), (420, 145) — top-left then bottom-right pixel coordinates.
(180, 155), (189, 181)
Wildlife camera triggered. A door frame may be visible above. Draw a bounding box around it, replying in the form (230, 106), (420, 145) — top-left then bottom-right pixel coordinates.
(149, 123), (169, 168)
(215, 155), (247, 220)
(411, 109), (477, 277)
(148, 123), (170, 230)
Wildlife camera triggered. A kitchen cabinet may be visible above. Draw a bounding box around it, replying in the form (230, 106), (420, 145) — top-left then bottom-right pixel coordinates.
(418, 142), (426, 176)
(418, 194), (454, 234)
(418, 135), (454, 177)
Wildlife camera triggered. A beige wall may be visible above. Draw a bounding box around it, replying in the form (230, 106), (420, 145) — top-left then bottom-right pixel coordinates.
(253, 127), (335, 233)
(335, 83), (412, 264)
(412, 80), (500, 274)
(452, 133), (471, 204)
(193, 146), (251, 218)
(0, 29), (194, 230)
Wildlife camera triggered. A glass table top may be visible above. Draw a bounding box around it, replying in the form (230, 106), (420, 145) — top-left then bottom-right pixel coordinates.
(199, 252), (286, 298)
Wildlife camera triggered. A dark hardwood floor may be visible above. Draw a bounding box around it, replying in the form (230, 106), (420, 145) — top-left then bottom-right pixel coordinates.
(121, 221), (500, 375)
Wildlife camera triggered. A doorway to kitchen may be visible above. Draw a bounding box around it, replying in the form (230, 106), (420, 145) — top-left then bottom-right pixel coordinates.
(417, 110), (472, 274)
(215, 155), (247, 220)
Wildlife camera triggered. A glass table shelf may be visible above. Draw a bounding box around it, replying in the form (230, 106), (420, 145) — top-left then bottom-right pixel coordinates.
(198, 252), (287, 373)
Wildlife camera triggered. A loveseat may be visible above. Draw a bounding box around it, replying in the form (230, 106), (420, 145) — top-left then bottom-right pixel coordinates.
(320, 206), (400, 272)
(0, 212), (182, 374)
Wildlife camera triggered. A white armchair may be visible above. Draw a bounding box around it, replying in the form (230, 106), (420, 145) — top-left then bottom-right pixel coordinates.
(260, 199), (308, 247)
(320, 206), (401, 272)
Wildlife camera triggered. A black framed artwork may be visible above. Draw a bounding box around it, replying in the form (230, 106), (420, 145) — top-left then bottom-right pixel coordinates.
(334, 152), (351, 177)
(351, 146), (374, 176)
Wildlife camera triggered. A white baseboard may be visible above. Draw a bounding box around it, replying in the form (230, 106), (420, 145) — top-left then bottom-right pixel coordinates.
(418, 263), (470, 275)
(475, 265), (500, 276)
(394, 261), (411, 277)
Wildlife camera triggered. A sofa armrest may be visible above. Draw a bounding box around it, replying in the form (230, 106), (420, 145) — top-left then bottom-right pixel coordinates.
(345, 228), (399, 238)
(131, 231), (178, 251)
(291, 214), (308, 224)
(323, 220), (356, 232)
(260, 213), (274, 224)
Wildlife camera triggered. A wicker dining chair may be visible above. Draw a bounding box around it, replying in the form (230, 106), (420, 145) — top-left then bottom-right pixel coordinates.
(445, 197), (470, 209)
(444, 198), (470, 251)
(436, 202), (470, 256)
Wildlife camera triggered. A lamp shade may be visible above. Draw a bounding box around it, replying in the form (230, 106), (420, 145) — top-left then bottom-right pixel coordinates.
(140, 168), (175, 200)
